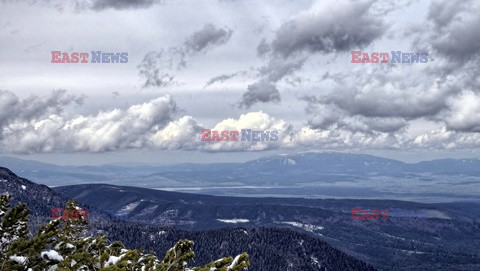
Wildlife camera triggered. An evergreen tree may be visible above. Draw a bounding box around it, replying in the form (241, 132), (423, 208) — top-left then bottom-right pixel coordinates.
(4, 220), (60, 270)
(58, 200), (88, 239)
(0, 193), (29, 252)
(0, 193), (31, 267)
(0, 195), (250, 271)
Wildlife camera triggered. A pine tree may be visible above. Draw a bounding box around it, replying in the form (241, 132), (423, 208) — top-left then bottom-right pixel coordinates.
(192, 252), (250, 271)
(58, 200), (88, 240)
(0, 193), (29, 253)
(0, 195), (250, 271)
(158, 239), (196, 270)
(3, 220), (60, 270)
(0, 193), (31, 268)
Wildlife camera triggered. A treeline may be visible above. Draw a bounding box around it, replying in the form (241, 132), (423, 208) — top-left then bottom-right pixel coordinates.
(92, 220), (376, 271)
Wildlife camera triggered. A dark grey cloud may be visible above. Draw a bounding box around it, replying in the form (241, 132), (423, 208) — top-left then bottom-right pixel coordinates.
(239, 80), (280, 109)
(137, 51), (177, 88)
(92, 0), (158, 10)
(184, 23), (233, 53)
(325, 85), (448, 120)
(331, 118), (407, 134)
(356, 117), (407, 133)
(8, 0), (160, 11)
(257, 38), (270, 57)
(204, 71), (244, 88)
(428, 0), (469, 30)
(300, 60), (464, 134)
(309, 24), (480, 137)
(332, 116), (407, 134)
(137, 47), (188, 88)
(260, 57), (306, 82)
(284, 76), (307, 87)
(429, 2), (480, 64)
(239, 0), (385, 108)
(0, 89), (84, 130)
(237, 48), (306, 107)
(138, 23), (233, 88)
(368, 0), (418, 17)
(304, 98), (408, 133)
(268, 0), (385, 58)
(306, 103), (343, 129)
(237, 56), (305, 108)
(302, 48), (480, 136)
(410, 0), (480, 68)
(340, 60), (462, 118)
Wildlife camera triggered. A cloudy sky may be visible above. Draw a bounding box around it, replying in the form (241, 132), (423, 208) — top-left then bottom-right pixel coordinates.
(0, 0), (479, 165)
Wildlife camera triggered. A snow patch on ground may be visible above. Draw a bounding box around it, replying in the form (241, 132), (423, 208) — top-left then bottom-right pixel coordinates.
(311, 256), (320, 268)
(138, 205), (158, 216)
(10, 255), (27, 264)
(116, 201), (141, 216)
(41, 250), (64, 261)
(105, 255), (122, 267)
(217, 218), (250, 223)
(400, 249), (427, 255)
(280, 221), (324, 232)
(21, 185), (26, 190)
(228, 254), (242, 270)
(380, 232), (406, 241)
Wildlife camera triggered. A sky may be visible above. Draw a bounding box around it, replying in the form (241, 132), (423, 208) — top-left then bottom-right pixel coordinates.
(0, 0), (480, 165)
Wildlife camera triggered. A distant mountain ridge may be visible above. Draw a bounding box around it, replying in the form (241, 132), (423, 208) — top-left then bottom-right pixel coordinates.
(0, 166), (67, 218)
(3, 152), (480, 181)
(2, 152), (480, 202)
(0, 166), (112, 227)
(3, 152), (480, 175)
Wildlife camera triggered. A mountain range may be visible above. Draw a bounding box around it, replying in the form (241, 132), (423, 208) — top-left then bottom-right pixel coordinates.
(2, 152), (480, 202)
